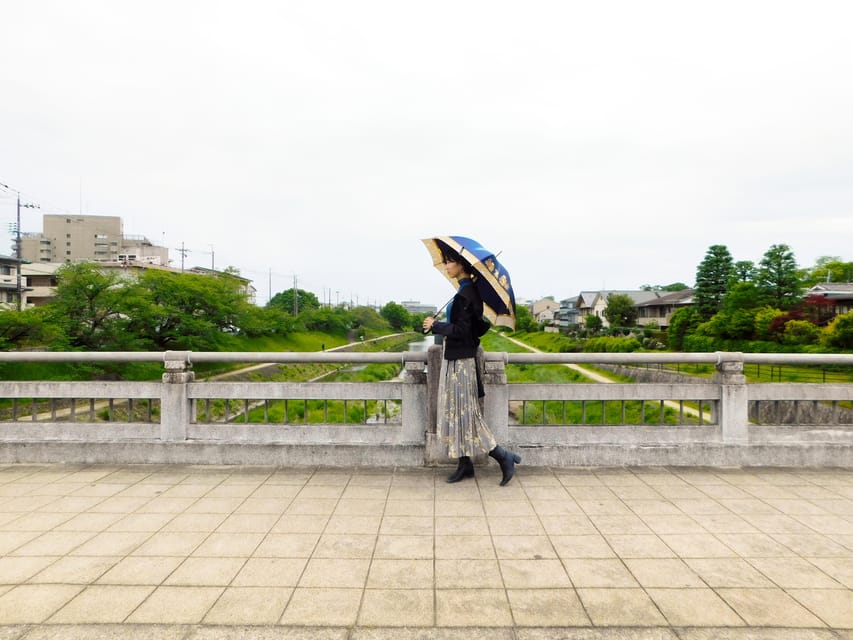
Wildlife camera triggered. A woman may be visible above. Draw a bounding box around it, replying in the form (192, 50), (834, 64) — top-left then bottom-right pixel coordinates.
(423, 248), (521, 485)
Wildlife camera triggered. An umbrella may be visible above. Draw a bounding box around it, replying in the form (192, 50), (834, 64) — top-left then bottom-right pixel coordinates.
(422, 235), (517, 329)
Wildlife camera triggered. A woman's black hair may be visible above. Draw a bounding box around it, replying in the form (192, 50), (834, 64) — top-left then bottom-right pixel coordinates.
(442, 248), (475, 275)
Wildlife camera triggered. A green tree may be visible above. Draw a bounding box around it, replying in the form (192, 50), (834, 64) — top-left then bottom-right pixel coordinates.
(515, 305), (537, 332)
(237, 306), (297, 337)
(603, 293), (638, 329)
(757, 244), (802, 310)
(804, 256), (853, 286)
(299, 307), (352, 334)
(267, 289), (321, 314)
(754, 306), (786, 341)
(667, 307), (701, 350)
(732, 260), (757, 283)
(380, 302), (411, 331)
(132, 269), (249, 350)
(723, 281), (761, 312)
(694, 245), (734, 319)
(350, 306), (390, 334)
(46, 263), (138, 350)
(584, 314), (603, 334)
(0, 307), (59, 350)
(641, 282), (689, 291)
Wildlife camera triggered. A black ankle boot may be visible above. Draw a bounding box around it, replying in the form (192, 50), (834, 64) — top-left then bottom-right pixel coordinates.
(489, 446), (521, 486)
(446, 456), (474, 483)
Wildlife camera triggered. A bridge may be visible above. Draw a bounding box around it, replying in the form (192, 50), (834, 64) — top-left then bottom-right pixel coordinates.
(0, 349), (851, 636)
(1, 349), (851, 467)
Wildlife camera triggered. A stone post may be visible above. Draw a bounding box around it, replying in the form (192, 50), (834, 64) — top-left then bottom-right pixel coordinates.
(161, 350), (195, 442)
(401, 354), (427, 445)
(713, 351), (749, 445)
(484, 352), (509, 444)
(424, 345), (444, 464)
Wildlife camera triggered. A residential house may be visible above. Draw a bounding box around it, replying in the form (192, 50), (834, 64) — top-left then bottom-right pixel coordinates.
(806, 283), (853, 317)
(0, 254), (30, 310)
(21, 262), (61, 308)
(555, 296), (579, 328)
(575, 290), (660, 328)
(635, 289), (695, 329)
(531, 298), (560, 324)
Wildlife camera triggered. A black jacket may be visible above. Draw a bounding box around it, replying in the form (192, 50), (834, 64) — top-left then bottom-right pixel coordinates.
(430, 281), (486, 361)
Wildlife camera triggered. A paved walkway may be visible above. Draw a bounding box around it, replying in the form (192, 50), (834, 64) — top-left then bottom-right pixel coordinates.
(1, 463), (851, 639)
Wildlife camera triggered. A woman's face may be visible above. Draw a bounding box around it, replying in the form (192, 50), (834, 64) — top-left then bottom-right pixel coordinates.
(444, 259), (466, 279)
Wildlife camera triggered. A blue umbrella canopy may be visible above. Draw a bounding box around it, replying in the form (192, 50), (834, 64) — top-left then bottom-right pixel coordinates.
(422, 235), (517, 329)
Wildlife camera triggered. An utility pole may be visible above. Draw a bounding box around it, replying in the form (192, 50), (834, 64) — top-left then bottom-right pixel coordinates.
(293, 274), (298, 315)
(1, 182), (39, 311)
(175, 242), (188, 272)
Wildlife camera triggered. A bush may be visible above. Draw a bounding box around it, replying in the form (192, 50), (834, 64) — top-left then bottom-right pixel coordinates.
(583, 337), (642, 353)
(821, 311), (853, 350)
(782, 319), (820, 346)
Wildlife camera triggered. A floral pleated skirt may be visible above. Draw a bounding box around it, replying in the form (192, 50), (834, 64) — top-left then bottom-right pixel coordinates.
(437, 354), (497, 458)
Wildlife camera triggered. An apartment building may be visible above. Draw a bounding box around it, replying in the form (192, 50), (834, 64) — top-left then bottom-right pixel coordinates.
(20, 214), (168, 266)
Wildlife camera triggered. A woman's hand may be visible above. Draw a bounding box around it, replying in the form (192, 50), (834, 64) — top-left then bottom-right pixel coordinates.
(422, 316), (435, 333)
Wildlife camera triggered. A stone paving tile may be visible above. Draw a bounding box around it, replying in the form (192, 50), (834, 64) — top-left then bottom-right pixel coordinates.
(519, 628), (681, 639)
(787, 588), (853, 628)
(498, 559), (572, 589)
(366, 558), (433, 589)
(563, 558), (639, 588)
(575, 588), (667, 626)
(48, 585), (154, 623)
(747, 557), (845, 588)
(435, 589), (513, 627)
(0, 557), (58, 584)
(683, 558), (776, 588)
(202, 587), (292, 625)
(96, 556), (183, 585)
(279, 588), (362, 626)
(373, 534), (434, 559)
(676, 629), (840, 640)
(189, 627), (346, 640)
(164, 557), (246, 586)
(29, 556), (117, 585)
(1, 464), (852, 635)
(0, 585), (84, 623)
(434, 559), (504, 589)
(506, 588), (590, 626)
(646, 587), (745, 627)
(125, 586), (224, 624)
(715, 588), (826, 627)
(351, 629), (513, 640)
(359, 589), (433, 626)
(231, 557), (307, 587)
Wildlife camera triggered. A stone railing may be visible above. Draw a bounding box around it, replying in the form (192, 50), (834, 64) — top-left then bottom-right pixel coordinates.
(1, 349), (851, 467)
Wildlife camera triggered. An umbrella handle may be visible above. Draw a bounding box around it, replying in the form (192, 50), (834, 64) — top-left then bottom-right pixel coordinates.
(421, 295), (454, 334)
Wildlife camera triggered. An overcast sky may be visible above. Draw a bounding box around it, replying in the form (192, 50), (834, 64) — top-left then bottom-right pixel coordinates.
(2, 1), (852, 308)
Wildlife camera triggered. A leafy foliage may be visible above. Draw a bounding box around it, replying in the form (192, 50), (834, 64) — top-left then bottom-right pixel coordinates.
(821, 311), (853, 350)
(584, 314), (603, 334)
(603, 293), (638, 329)
(380, 302), (411, 331)
(268, 288), (321, 314)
